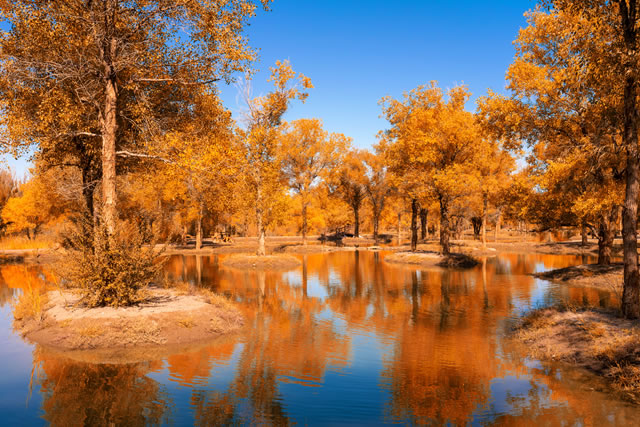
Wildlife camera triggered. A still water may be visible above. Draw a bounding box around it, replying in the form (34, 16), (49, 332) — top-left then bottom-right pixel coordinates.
(0, 251), (638, 425)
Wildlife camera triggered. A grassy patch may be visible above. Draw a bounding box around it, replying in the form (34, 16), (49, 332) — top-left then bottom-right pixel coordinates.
(514, 306), (640, 399)
(0, 235), (55, 250)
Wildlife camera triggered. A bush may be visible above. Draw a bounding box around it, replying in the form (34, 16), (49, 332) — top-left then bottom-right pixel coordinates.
(61, 218), (164, 308)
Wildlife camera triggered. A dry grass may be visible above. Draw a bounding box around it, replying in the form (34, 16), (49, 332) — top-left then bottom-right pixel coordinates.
(177, 317), (195, 328)
(0, 235), (56, 250)
(12, 268), (49, 324)
(515, 307), (640, 399)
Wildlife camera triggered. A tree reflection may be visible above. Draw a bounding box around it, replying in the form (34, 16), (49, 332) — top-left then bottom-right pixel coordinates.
(32, 348), (170, 426)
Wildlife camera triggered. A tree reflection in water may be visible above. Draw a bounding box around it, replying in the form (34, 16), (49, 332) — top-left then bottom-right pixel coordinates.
(3, 251), (639, 425)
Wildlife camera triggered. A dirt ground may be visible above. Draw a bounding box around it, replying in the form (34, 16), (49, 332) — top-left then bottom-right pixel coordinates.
(514, 307), (640, 401)
(14, 288), (244, 357)
(534, 263), (623, 292)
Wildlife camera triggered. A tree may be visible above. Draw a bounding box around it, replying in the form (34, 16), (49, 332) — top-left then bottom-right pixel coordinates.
(381, 83), (479, 254)
(0, 0), (271, 236)
(159, 90), (242, 250)
(242, 60), (313, 255)
(477, 2), (635, 299)
(330, 149), (366, 238)
(362, 150), (392, 242)
(472, 139), (514, 248)
(281, 119), (347, 244)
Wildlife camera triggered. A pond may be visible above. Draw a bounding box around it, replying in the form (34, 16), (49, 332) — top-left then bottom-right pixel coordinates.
(0, 251), (638, 425)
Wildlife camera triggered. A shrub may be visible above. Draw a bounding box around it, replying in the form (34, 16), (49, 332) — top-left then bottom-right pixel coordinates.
(61, 217), (164, 308)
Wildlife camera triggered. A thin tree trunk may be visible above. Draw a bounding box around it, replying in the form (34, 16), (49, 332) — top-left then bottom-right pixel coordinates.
(397, 212), (402, 246)
(302, 202), (308, 245)
(439, 197), (450, 255)
(420, 208), (427, 241)
(353, 205), (360, 238)
(621, 0), (640, 319)
(581, 219), (588, 246)
(373, 212), (380, 242)
(482, 195), (488, 249)
(411, 198), (418, 252)
(195, 203), (203, 251)
(256, 185), (266, 256)
(494, 207), (501, 242)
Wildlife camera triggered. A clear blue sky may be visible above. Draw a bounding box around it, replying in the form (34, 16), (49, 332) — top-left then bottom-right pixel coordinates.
(3, 0), (536, 175)
(220, 0), (536, 148)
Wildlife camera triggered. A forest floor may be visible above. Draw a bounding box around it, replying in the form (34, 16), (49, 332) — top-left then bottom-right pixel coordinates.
(514, 307), (640, 402)
(13, 287), (244, 362)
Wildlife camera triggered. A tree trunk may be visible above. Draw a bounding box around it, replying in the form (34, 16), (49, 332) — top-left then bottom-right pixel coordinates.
(621, 1), (640, 319)
(597, 212), (615, 266)
(439, 197), (450, 255)
(182, 224), (188, 246)
(353, 205), (360, 238)
(419, 208), (427, 241)
(195, 204), (203, 251)
(482, 195), (488, 249)
(411, 198), (418, 252)
(101, 44), (118, 236)
(397, 212), (402, 246)
(256, 185), (266, 256)
(581, 220), (588, 246)
(373, 212), (380, 242)
(301, 202), (308, 245)
(494, 207), (501, 242)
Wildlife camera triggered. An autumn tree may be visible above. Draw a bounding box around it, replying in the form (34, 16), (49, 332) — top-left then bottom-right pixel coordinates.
(362, 150), (392, 242)
(330, 149), (366, 238)
(381, 83), (479, 254)
(472, 139), (514, 248)
(281, 119), (347, 244)
(477, 3), (629, 274)
(242, 61), (313, 255)
(0, 0), (272, 236)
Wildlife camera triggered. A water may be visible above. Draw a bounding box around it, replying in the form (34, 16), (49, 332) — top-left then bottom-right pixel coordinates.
(0, 251), (638, 425)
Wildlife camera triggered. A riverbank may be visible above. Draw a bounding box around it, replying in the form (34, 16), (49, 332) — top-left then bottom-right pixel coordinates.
(13, 288), (244, 355)
(514, 307), (640, 401)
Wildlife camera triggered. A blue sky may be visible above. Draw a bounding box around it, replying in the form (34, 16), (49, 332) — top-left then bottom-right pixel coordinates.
(219, 0), (536, 147)
(2, 0), (536, 175)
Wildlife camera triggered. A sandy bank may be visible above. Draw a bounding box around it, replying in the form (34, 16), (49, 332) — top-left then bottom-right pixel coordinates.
(14, 288), (244, 355)
(514, 307), (640, 401)
(384, 251), (479, 268)
(533, 263), (623, 292)
(221, 253), (301, 270)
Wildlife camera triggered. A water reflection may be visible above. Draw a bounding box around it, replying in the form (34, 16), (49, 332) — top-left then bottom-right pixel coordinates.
(0, 251), (638, 425)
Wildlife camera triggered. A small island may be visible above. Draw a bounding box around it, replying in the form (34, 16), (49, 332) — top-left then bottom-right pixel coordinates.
(13, 287), (244, 356)
(384, 250), (479, 269)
